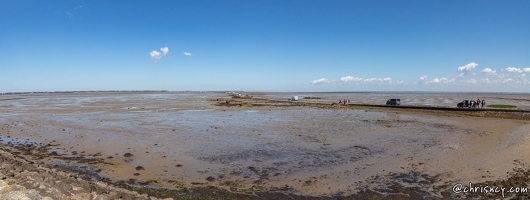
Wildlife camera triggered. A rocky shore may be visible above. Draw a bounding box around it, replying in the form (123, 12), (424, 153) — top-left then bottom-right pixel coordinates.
(0, 148), (173, 200)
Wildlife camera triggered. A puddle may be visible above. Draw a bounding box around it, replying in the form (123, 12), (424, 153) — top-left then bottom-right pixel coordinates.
(0, 135), (45, 147)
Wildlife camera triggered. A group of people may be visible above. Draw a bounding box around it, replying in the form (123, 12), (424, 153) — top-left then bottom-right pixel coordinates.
(471, 98), (486, 108)
(338, 99), (350, 105)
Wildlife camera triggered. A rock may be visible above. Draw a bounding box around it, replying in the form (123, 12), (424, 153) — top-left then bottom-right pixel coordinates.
(124, 153), (133, 157)
(95, 181), (107, 188)
(206, 176), (215, 182)
(72, 186), (84, 191)
(135, 166), (145, 171)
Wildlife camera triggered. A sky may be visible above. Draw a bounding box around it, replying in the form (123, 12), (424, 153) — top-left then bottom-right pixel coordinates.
(1, 1), (529, 93)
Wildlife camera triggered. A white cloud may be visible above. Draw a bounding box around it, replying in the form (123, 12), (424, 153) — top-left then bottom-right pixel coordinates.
(420, 76), (455, 84)
(457, 62), (478, 77)
(161, 47), (169, 56)
(481, 68), (497, 75)
(74, 5), (83, 10)
(418, 75), (428, 84)
(149, 51), (162, 61)
(469, 79), (477, 84)
(183, 52), (192, 56)
(364, 77), (392, 82)
(66, 12), (72, 18)
(503, 67), (523, 73)
(523, 68), (530, 73)
(364, 78), (377, 82)
(311, 78), (329, 84)
(480, 78), (491, 84)
(431, 77), (454, 84)
(149, 47), (169, 62)
(311, 76), (392, 85)
(340, 76), (363, 83)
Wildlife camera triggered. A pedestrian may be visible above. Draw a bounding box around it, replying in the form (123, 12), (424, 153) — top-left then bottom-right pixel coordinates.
(347, 99), (350, 103)
(482, 100), (486, 108)
(343, 99), (346, 105)
(339, 100), (342, 104)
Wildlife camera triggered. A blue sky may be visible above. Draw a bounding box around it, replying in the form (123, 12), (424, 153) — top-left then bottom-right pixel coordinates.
(1, 1), (529, 92)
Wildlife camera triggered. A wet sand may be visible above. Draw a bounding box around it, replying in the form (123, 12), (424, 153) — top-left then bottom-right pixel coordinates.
(1, 92), (529, 199)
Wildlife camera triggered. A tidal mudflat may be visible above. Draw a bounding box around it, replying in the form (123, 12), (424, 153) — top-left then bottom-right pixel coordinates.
(1, 92), (529, 199)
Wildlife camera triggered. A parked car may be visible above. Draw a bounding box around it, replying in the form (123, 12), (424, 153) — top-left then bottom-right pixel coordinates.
(290, 96), (298, 101)
(386, 99), (401, 106)
(457, 100), (469, 108)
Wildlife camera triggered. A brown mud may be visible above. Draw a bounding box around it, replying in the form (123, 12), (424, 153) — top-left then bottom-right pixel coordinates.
(0, 92), (529, 199)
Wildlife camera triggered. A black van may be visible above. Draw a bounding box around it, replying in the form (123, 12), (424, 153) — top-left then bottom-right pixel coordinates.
(386, 99), (401, 106)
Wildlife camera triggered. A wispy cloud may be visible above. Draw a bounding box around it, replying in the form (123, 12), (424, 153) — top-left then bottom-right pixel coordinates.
(432, 77), (455, 84)
(310, 78), (330, 84)
(363, 77), (392, 82)
(183, 52), (192, 56)
(418, 76), (455, 84)
(150, 47), (169, 62)
(310, 76), (394, 85)
(339, 76), (392, 83)
(515, 74), (526, 79)
(480, 78), (491, 84)
(66, 5), (83, 18)
(457, 62), (478, 77)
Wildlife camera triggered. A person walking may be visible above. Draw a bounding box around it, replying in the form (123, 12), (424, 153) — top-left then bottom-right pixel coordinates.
(482, 100), (486, 108)
(343, 99), (346, 105)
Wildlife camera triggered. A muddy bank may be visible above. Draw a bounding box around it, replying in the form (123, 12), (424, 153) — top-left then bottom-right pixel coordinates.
(1, 143), (529, 199)
(214, 96), (530, 120)
(0, 146), (168, 200)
